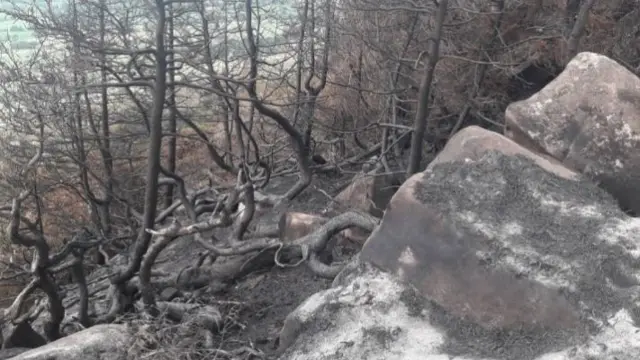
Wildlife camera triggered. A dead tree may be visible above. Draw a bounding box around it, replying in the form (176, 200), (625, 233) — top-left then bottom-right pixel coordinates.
(163, 0), (178, 210)
(244, 0), (314, 204)
(406, 0), (448, 176)
(566, 0), (598, 62)
(0, 116), (101, 342)
(109, 0), (168, 288)
(0, 0), (381, 328)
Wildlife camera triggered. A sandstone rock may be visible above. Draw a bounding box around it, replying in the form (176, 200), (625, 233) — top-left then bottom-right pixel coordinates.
(278, 212), (364, 247)
(278, 212), (330, 243)
(336, 227), (369, 247)
(9, 324), (131, 360)
(435, 125), (578, 180)
(333, 167), (397, 219)
(505, 51), (640, 214)
(277, 133), (640, 359)
(331, 167), (399, 245)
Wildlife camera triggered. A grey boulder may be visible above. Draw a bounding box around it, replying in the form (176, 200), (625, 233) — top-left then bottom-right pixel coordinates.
(505, 51), (640, 214)
(277, 126), (640, 360)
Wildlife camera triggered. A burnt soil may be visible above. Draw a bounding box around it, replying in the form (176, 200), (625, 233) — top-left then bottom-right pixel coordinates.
(226, 265), (333, 352)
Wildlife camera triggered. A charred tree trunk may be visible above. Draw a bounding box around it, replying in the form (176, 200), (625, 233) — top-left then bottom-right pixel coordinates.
(406, 0), (448, 176)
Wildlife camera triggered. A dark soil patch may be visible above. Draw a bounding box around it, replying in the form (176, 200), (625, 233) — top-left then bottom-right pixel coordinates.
(225, 265), (333, 352)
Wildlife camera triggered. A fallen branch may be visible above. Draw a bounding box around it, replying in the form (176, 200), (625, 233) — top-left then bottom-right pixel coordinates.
(0, 277), (39, 324)
(162, 210), (378, 283)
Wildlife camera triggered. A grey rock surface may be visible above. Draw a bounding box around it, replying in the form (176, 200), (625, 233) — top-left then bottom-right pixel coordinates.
(505, 51), (640, 214)
(0, 348), (29, 360)
(8, 324), (131, 360)
(277, 127), (640, 359)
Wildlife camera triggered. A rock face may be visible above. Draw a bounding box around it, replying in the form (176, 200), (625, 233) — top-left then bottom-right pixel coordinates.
(8, 324), (131, 360)
(505, 51), (640, 214)
(277, 124), (640, 359)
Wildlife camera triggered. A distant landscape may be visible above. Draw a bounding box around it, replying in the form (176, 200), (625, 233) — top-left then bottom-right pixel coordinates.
(0, 0), (67, 58)
(0, 0), (295, 60)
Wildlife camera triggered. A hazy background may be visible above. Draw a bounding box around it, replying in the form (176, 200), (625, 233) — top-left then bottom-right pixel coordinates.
(0, 1), (67, 58)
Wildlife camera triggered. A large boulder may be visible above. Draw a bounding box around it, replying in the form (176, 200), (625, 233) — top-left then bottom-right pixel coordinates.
(276, 127), (640, 359)
(431, 125), (578, 180)
(8, 324), (131, 360)
(505, 51), (640, 214)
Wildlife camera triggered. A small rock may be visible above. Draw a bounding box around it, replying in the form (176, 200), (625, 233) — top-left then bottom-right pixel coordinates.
(333, 167), (398, 219)
(278, 212), (329, 243)
(330, 167), (399, 245)
(159, 287), (180, 302)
